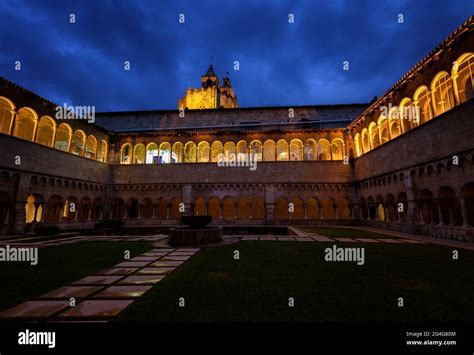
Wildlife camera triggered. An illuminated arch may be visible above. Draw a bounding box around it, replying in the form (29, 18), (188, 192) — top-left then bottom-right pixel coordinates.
(304, 139), (317, 160)
(249, 140), (262, 161)
(331, 138), (344, 160)
(97, 140), (108, 162)
(318, 139), (331, 160)
(289, 139), (303, 161)
(13, 107), (37, 141)
(453, 52), (474, 104)
(306, 197), (320, 219)
(35, 116), (56, 147)
(290, 197), (304, 219)
(399, 97), (416, 131)
(222, 196), (235, 219)
(208, 197), (221, 219)
(25, 194), (44, 223)
(275, 196), (289, 219)
(0, 96), (15, 135)
(159, 142), (172, 163)
(251, 196), (265, 219)
(413, 86), (433, 124)
(184, 141), (197, 163)
(368, 122), (379, 149)
(377, 115), (389, 144)
(172, 142), (184, 163)
(353, 134), (361, 157)
(388, 106), (401, 138)
(223, 141), (235, 162)
(194, 197), (206, 215)
(276, 139), (289, 161)
(361, 128), (370, 153)
(236, 197), (250, 220)
(120, 143), (133, 164)
(263, 139), (275, 161)
(431, 71), (455, 116)
(170, 197), (182, 219)
(84, 135), (97, 159)
(54, 123), (72, 152)
(70, 130), (86, 156)
(321, 197), (335, 219)
(146, 143), (158, 164)
(197, 141), (210, 162)
(236, 140), (247, 161)
(211, 141), (223, 162)
(133, 143), (146, 164)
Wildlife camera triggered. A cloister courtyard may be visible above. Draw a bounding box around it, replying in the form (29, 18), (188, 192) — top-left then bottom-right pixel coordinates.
(0, 226), (473, 322)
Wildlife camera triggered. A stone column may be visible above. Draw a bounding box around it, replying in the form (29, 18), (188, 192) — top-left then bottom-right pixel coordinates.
(437, 200), (444, 226)
(334, 204), (339, 220)
(460, 197), (470, 227)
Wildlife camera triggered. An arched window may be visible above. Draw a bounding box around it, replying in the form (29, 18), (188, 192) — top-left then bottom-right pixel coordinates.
(388, 107), (401, 138)
(353, 134), (361, 157)
(453, 53), (474, 104)
(318, 139), (330, 160)
(197, 141), (210, 162)
(146, 143), (158, 164)
(120, 143), (133, 164)
(249, 140), (262, 161)
(194, 197), (206, 216)
(377, 115), (389, 144)
(13, 107), (37, 141)
(211, 141), (223, 162)
(54, 123), (72, 152)
(431, 72), (455, 116)
(35, 116), (56, 147)
(133, 143), (146, 164)
(223, 141), (235, 162)
(70, 130), (86, 156)
(184, 141), (197, 163)
(400, 98), (416, 131)
(263, 140), (275, 161)
(361, 128), (370, 153)
(303, 139), (317, 160)
(331, 138), (344, 160)
(236, 140), (247, 161)
(172, 142), (183, 163)
(159, 142), (172, 163)
(368, 122), (379, 149)
(276, 139), (289, 161)
(0, 97), (15, 134)
(97, 140), (108, 162)
(289, 139), (303, 161)
(84, 135), (97, 159)
(413, 86), (433, 124)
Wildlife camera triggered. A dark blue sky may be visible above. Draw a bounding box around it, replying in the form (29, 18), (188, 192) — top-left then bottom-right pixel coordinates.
(0, 0), (472, 112)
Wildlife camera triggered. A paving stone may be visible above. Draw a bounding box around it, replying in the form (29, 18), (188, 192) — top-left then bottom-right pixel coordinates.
(399, 239), (427, 244)
(241, 236), (259, 241)
(39, 286), (103, 299)
(150, 261), (184, 267)
(142, 252), (169, 257)
(58, 300), (134, 318)
(355, 238), (382, 243)
(176, 248), (199, 251)
(160, 256), (190, 261)
(137, 267), (175, 275)
(95, 267), (139, 276)
(130, 256), (160, 262)
(0, 301), (70, 319)
(114, 261), (151, 268)
(93, 286), (152, 299)
(72, 276), (123, 286)
(309, 235), (334, 242)
(118, 275), (165, 285)
(378, 239), (405, 243)
(259, 236), (276, 241)
(294, 237), (314, 241)
(277, 237), (296, 241)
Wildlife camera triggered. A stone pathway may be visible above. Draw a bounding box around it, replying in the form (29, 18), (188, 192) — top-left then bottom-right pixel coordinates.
(0, 247), (199, 322)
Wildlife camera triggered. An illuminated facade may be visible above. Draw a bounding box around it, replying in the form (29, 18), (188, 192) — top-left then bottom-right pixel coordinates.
(0, 16), (473, 242)
(178, 65), (238, 110)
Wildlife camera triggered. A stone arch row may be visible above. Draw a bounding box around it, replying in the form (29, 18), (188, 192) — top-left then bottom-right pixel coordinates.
(358, 151), (473, 191)
(113, 184), (181, 192)
(109, 196), (354, 221)
(0, 96), (108, 162)
(357, 183), (474, 227)
(352, 52), (474, 156)
(275, 183), (350, 192)
(28, 174), (108, 192)
(119, 138), (347, 164)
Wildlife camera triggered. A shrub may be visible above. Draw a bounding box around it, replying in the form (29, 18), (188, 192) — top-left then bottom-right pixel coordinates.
(33, 223), (61, 236)
(94, 219), (124, 230)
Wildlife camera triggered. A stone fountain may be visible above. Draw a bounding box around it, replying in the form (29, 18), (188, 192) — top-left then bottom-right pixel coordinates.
(168, 215), (223, 246)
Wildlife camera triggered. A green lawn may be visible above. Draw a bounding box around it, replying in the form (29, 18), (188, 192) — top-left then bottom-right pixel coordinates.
(303, 227), (395, 239)
(0, 241), (152, 312)
(117, 239), (474, 322)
